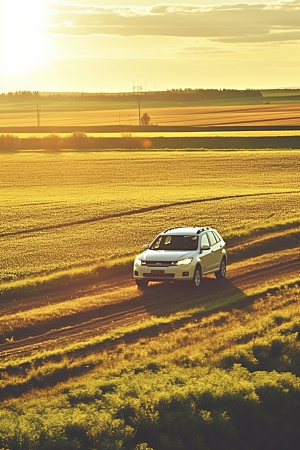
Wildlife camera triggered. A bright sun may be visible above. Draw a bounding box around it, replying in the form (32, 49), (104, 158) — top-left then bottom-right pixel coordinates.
(0, 0), (47, 75)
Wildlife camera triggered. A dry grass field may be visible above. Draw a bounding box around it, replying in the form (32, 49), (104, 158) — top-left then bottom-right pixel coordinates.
(0, 147), (300, 450)
(1, 150), (299, 288)
(1, 103), (300, 127)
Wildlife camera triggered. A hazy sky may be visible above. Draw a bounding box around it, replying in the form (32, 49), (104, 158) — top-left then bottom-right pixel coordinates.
(0, 0), (299, 92)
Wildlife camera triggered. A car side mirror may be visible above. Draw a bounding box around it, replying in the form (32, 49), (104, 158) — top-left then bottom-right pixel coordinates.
(143, 244), (149, 250)
(201, 245), (210, 252)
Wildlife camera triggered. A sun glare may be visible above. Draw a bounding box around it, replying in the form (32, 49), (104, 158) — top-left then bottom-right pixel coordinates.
(0, 0), (47, 75)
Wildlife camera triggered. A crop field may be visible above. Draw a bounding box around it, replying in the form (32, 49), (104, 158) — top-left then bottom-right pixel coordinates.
(0, 148), (300, 450)
(1, 150), (299, 290)
(1, 102), (300, 128)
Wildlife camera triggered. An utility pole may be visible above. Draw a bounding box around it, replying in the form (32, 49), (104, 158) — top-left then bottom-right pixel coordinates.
(37, 105), (40, 127)
(133, 85), (143, 125)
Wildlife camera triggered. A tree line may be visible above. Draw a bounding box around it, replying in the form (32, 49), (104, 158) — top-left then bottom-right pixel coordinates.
(0, 88), (263, 103)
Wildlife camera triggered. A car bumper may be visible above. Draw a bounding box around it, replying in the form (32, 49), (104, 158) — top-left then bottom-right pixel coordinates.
(133, 264), (194, 282)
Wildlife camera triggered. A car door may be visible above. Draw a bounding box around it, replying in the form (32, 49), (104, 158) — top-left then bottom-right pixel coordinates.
(200, 232), (215, 274)
(207, 230), (223, 271)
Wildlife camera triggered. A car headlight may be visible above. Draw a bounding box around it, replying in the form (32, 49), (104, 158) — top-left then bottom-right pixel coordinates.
(172, 258), (193, 266)
(135, 258), (146, 266)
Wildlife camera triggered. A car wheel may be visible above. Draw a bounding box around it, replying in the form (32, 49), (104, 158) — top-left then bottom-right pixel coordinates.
(192, 265), (202, 288)
(215, 257), (226, 279)
(136, 279), (149, 290)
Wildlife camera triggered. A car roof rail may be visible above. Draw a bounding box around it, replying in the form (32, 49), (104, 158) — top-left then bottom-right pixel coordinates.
(163, 226), (184, 233)
(193, 226), (211, 234)
(163, 226), (211, 234)
(197, 228), (206, 234)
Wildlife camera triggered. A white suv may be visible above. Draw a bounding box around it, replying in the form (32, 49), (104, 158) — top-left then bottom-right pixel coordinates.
(133, 226), (227, 289)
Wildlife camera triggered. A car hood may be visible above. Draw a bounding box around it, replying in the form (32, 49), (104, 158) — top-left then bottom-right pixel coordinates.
(137, 249), (196, 261)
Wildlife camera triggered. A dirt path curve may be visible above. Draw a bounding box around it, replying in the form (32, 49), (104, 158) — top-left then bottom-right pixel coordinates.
(1, 249), (299, 366)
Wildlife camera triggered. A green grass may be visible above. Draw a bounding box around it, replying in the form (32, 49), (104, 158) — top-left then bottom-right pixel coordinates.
(1, 282), (300, 450)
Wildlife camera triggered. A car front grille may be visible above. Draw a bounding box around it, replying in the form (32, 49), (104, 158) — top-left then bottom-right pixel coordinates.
(144, 261), (172, 267)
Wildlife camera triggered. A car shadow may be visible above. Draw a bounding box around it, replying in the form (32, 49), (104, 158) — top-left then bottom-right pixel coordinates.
(136, 275), (247, 318)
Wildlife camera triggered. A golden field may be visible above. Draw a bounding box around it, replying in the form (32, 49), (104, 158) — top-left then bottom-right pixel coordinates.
(0, 146), (300, 450)
(1, 150), (299, 287)
(1, 102), (300, 127)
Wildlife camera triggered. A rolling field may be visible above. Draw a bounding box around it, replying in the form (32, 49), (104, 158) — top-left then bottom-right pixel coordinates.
(1, 148), (300, 450)
(1, 102), (300, 128)
(1, 150), (299, 288)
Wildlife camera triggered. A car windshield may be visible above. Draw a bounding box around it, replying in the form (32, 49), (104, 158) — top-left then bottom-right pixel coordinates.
(150, 235), (198, 251)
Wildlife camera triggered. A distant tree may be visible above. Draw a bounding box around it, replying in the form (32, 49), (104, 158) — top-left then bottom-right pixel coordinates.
(140, 113), (150, 125)
(42, 134), (62, 151)
(68, 131), (90, 149)
(0, 134), (20, 151)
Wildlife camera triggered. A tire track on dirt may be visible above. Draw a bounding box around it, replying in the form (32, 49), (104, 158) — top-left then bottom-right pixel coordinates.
(0, 191), (298, 238)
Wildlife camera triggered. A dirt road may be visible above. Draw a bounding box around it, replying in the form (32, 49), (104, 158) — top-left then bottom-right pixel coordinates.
(1, 247), (299, 367)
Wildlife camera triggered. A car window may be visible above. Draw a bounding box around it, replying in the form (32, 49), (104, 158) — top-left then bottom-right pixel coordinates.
(151, 236), (163, 249)
(183, 236), (198, 250)
(165, 236), (172, 246)
(207, 231), (217, 246)
(201, 233), (210, 248)
(150, 235), (198, 250)
(213, 231), (221, 243)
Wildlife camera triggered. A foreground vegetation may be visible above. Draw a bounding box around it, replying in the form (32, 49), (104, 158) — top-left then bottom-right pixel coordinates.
(1, 148), (299, 449)
(1, 278), (300, 450)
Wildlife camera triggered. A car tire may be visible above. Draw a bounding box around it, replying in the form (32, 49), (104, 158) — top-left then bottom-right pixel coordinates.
(136, 279), (149, 290)
(192, 265), (202, 288)
(215, 257), (226, 279)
